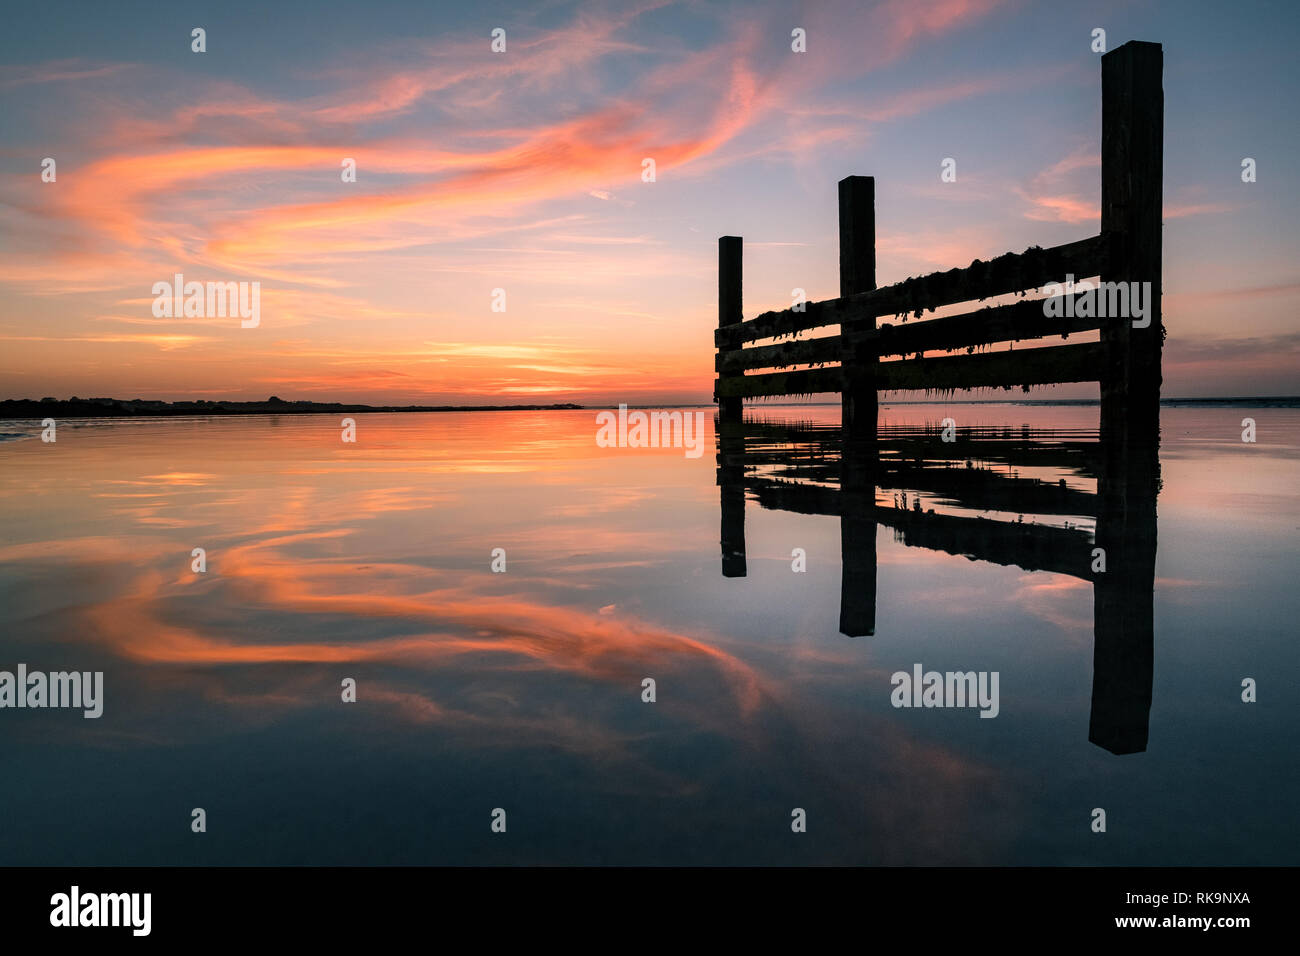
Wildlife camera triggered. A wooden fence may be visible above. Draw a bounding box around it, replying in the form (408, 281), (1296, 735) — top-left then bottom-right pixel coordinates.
(713, 40), (1163, 438)
(712, 40), (1164, 754)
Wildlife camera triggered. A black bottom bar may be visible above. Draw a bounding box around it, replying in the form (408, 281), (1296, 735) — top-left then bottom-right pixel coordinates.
(1, 866), (1283, 941)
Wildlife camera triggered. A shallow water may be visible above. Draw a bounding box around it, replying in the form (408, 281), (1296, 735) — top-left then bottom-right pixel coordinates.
(0, 404), (1295, 865)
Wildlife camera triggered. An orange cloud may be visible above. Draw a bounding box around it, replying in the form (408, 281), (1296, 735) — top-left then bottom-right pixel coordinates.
(0, 0), (1016, 403)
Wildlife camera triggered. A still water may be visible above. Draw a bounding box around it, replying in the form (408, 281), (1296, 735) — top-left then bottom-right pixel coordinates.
(0, 404), (1295, 864)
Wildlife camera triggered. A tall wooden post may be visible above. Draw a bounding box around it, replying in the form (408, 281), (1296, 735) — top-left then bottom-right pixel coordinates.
(838, 176), (877, 636)
(1100, 41), (1163, 462)
(716, 236), (743, 425)
(716, 235), (747, 576)
(1092, 40), (1162, 753)
(838, 176), (876, 444)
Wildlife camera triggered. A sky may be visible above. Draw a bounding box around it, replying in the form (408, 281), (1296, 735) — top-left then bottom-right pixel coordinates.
(0, 0), (1297, 404)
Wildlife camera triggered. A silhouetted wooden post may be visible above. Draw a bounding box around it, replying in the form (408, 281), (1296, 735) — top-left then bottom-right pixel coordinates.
(839, 176), (876, 445)
(717, 236), (743, 425)
(716, 236), (746, 577)
(838, 176), (877, 636)
(1091, 40), (1162, 754)
(1100, 40), (1163, 459)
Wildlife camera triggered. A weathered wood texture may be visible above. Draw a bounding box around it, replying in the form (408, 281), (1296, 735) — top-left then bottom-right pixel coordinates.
(715, 294), (1104, 374)
(839, 175), (877, 454)
(1092, 41), (1162, 754)
(716, 236), (743, 421)
(716, 341), (1103, 397)
(714, 234), (1108, 350)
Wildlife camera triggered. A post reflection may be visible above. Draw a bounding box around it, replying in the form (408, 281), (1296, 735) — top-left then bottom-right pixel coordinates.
(717, 409), (1159, 755)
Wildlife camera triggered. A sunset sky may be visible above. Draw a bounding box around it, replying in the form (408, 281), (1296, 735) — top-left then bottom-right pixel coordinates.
(1, 0), (1296, 404)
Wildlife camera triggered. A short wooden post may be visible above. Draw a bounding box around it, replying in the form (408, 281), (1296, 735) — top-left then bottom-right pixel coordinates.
(716, 236), (743, 424)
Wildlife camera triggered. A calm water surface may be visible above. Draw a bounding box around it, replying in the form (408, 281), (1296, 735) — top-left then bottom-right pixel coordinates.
(0, 404), (1295, 864)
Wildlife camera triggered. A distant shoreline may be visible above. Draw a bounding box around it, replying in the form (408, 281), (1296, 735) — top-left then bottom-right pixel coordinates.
(745, 396), (1300, 408)
(0, 397), (584, 419)
(1, 395), (1296, 420)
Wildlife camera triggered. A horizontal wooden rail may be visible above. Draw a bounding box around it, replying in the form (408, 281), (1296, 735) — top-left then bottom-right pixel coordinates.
(742, 477), (1094, 578)
(876, 506), (1094, 579)
(878, 464), (1098, 517)
(716, 334), (840, 374)
(716, 459), (1097, 516)
(882, 436), (1104, 475)
(715, 366), (842, 399)
(716, 292), (1104, 374)
(715, 234), (1109, 349)
(876, 293), (1101, 358)
(876, 340), (1103, 391)
(717, 340), (1103, 398)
